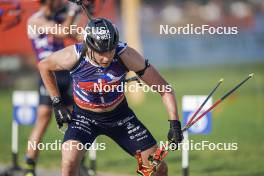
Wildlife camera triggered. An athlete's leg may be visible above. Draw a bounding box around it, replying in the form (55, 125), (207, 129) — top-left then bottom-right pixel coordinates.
(61, 140), (86, 176)
(140, 145), (168, 176)
(26, 105), (52, 159)
(24, 104), (52, 176)
(103, 105), (168, 176)
(61, 105), (100, 176)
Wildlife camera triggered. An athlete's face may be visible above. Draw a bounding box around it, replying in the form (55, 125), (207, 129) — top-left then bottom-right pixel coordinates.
(51, 0), (64, 10)
(93, 49), (116, 67)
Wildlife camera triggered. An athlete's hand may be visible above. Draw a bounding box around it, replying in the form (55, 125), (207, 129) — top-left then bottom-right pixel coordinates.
(51, 97), (72, 128)
(68, 2), (82, 16)
(167, 120), (183, 149)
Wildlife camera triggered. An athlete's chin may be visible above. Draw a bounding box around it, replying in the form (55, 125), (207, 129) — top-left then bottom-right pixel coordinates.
(100, 63), (110, 67)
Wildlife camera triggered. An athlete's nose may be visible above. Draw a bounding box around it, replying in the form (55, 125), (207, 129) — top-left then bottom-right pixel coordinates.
(101, 56), (111, 63)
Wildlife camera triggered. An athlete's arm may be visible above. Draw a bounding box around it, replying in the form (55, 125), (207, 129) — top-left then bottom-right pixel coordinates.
(38, 45), (78, 97)
(120, 47), (179, 121)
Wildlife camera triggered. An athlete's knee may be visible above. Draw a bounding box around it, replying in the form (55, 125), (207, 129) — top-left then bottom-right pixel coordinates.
(61, 156), (79, 176)
(155, 161), (168, 176)
(61, 141), (85, 176)
(37, 105), (52, 118)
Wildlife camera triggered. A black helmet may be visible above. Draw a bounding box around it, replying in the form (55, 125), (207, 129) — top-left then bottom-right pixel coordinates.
(84, 18), (119, 53)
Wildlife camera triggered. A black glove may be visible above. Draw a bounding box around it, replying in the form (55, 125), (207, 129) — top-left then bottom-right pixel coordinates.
(167, 120), (183, 149)
(51, 97), (72, 128)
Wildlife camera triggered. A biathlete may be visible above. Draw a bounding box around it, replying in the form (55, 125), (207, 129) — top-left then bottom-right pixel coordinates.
(38, 18), (183, 176)
(25, 0), (80, 175)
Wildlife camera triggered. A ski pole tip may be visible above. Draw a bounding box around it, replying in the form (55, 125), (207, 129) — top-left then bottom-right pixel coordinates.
(249, 73), (254, 78)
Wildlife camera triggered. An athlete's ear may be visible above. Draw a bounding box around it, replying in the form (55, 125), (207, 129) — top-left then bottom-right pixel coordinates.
(109, 49), (115, 56)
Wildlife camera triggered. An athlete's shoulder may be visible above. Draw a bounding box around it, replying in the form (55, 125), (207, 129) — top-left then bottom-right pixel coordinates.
(74, 42), (85, 58)
(116, 41), (128, 56)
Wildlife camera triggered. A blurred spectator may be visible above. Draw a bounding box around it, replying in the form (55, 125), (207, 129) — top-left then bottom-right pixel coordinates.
(161, 4), (183, 23)
(199, 0), (222, 22)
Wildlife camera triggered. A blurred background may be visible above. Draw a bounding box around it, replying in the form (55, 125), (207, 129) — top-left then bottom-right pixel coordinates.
(0, 0), (264, 175)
